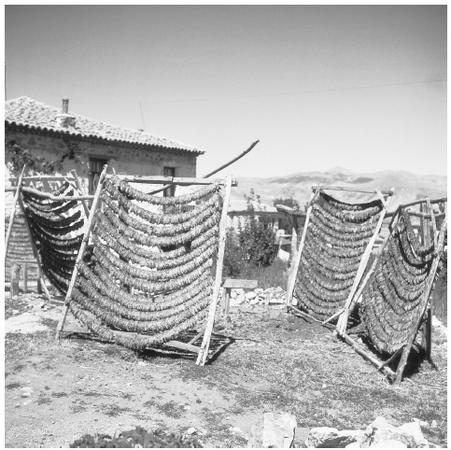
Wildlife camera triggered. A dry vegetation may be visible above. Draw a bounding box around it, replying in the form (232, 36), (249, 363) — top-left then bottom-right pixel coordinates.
(5, 287), (447, 448)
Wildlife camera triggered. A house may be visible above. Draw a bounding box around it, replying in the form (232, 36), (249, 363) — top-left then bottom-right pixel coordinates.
(4, 96), (204, 290)
(5, 96), (204, 195)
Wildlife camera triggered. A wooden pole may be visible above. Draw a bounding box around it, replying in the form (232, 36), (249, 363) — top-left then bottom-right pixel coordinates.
(17, 196), (52, 303)
(313, 185), (394, 196)
(10, 263), (21, 297)
(196, 175), (233, 366)
(394, 217), (447, 384)
(70, 169), (90, 218)
(336, 195), (391, 335)
(55, 165), (109, 340)
(149, 140), (259, 195)
(340, 333), (396, 380)
(285, 192), (317, 308)
(5, 165), (27, 265)
(20, 187), (94, 201)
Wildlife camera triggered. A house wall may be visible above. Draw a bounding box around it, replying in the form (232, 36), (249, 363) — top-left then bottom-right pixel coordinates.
(5, 129), (198, 193)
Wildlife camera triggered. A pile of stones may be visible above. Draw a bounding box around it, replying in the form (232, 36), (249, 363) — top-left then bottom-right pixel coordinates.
(225, 286), (286, 308)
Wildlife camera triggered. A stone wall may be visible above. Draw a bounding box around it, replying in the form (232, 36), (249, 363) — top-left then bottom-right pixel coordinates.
(5, 129), (198, 195)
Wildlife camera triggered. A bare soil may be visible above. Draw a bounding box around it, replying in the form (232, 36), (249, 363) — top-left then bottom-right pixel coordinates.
(5, 292), (447, 448)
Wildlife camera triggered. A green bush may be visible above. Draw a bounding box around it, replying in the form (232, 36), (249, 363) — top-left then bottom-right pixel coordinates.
(223, 228), (247, 277)
(238, 214), (277, 267)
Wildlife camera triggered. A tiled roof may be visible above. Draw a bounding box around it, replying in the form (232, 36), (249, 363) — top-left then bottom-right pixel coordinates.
(5, 96), (204, 154)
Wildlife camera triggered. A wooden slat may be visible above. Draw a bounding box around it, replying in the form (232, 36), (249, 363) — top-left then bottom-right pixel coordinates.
(113, 174), (237, 187)
(313, 185), (394, 196)
(196, 175), (233, 366)
(222, 278), (258, 289)
(56, 165), (108, 340)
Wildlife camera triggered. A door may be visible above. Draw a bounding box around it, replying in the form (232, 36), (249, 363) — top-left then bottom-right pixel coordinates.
(88, 157), (109, 194)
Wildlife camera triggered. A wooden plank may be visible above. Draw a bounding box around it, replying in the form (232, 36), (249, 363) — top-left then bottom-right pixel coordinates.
(285, 191), (317, 307)
(11, 263), (21, 297)
(23, 262), (28, 292)
(196, 175), (233, 366)
(336, 196), (391, 335)
(17, 196), (52, 303)
(114, 174), (237, 186)
(313, 185), (394, 196)
(222, 278), (258, 289)
(56, 165), (109, 340)
(9, 175), (77, 183)
(164, 340), (201, 353)
(71, 169), (90, 218)
(5, 166), (27, 265)
(340, 332), (396, 380)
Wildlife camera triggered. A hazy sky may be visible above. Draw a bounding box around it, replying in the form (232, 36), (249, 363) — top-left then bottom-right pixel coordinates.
(5, 5), (447, 177)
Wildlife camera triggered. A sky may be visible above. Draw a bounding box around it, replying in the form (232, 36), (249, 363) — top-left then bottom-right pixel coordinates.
(5, 5), (447, 178)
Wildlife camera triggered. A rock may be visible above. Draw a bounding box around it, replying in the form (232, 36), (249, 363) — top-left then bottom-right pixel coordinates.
(255, 288), (264, 294)
(306, 427), (362, 448)
(246, 292), (257, 301)
(431, 420), (438, 429)
(371, 440), (407, 448)
(186, 427), (197, 435)
(397, 422), (429, 448)
(360, 417), (429, 448)
(248, 413), (296, 448)
(249, 298), (259, 305)
(262, 412), (297, 448)
(21, 392), (31, 398)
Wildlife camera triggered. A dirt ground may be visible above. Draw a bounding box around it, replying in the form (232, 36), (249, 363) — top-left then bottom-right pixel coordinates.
(5, 292), (448, 448)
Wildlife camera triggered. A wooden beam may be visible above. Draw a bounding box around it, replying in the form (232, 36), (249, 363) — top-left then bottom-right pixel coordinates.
(70, 169), (90, 218)
(149, 140), (257, 195)
(222, 278), (258, 289)
(17, 195), (52, 302)
(285, 191), (317, 307)
(164, 340), (201, 353)
(5, 166), (27, 265)
(9, 175), (77, 183)
(313, 185), (394, 196)
(336, 195), (392, 335)
(196, 175), (233, 366)
(55, 165), (109, 340)
(112, 174), (237, 187)
(340, 332), (396, 380)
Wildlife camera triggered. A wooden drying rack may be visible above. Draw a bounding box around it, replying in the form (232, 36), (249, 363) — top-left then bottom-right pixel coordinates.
(285, 184), (394, 334)
(54, 165), (235, 366)
(340, 198), (447, 384)
(5, 169), (88, 300)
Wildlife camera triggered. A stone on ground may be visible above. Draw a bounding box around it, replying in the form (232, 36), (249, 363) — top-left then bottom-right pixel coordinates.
(248, 412), (297, 448)
(306, 427), (362, 448)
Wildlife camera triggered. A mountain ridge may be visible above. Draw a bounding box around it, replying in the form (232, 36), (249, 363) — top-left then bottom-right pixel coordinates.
(230, 169), (446, 211)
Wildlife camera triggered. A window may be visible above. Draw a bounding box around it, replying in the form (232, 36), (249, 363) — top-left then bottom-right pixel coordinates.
(163, 166), (176, 197)
(88, 157), (109, 194)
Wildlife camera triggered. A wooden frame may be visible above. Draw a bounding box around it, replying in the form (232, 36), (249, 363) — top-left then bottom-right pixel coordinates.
(55, 171), (234, 366)
(340, 199), (447, 384)
(285, 185), (393, 329)
(7, 169), (89, 300)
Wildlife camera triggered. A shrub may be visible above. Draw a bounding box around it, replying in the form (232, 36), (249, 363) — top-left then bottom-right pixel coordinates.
(238, 214), (277, 267)
(223, 228), (247, 277)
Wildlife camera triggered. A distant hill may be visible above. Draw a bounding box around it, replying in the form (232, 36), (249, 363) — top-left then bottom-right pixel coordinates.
(231, 169), (446, 211)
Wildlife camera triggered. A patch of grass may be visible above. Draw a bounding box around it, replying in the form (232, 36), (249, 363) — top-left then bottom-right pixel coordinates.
(237, 259), (288, 289)
(51, 391), (68, 398)
(37, 395), (52, 405)
(100, 403), (132, 417)
(156, 401), (185, 419)
(6, 382), (21, 390)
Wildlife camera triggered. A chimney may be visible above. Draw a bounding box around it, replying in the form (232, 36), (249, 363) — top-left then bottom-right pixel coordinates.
(56, 98), (76, 128)
(62, 98), (69, 114)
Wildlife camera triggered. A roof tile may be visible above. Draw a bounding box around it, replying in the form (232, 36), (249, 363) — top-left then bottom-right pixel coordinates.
(5, 96), (203, 154)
